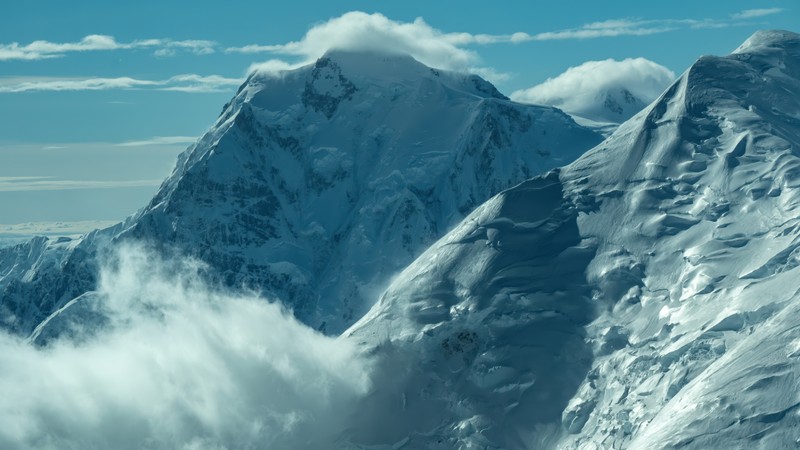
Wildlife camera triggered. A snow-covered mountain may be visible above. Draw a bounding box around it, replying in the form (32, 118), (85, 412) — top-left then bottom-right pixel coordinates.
(343, 30), (800, 448)
(557, 87), (651, 139)
(0, 50), (601, 337)
(571, 86), (649, 125)
(530, 87), (650, 140)
(511, 56), (675, 132)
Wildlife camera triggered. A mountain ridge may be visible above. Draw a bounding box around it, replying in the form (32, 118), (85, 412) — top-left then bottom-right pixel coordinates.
(342, 29), (800, 448)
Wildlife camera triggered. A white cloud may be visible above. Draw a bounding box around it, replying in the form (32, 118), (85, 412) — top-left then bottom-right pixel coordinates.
(227, 12), (502, 81)
(227, 12), (684, 67)
(529, 19), (674, 40)
(0, 9), (783, 64)
(0, 177), (163, 192)
(154, 40), (217, 57)
(0, 244), (372, 449)
(0, 74), (243, 93)
(511, 58), (675, 123)
(0, 220), (119, 236)
(245, 59), (301, 77)
(117, 136), (197, 147)
(0, 176), (51, 182)
(0, 35), (218, 61)
(732, 8), (783, 19)
(9, 34), (122, 59)
(516, 16), (753, 41)
(227, 9), (786, 75)
(159, 74), (244, 92)
(0, 77), (159, 92)
(164, 39), (217, 55)
(227, 10), (781, 83)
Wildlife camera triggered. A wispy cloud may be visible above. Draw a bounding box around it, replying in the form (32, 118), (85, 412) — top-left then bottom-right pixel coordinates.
(157, 74), (243, 92)
(0, 74), (243, 93)
(153, 40), (217, 57)
(732, 8), (783, 19)
(228, 9), (782, 83)
(0, 35), (121, 60)
(227, 12), (499, 81)
(117, 136), (197, 147)
(0, 77), (158, 92)
(1, 7), (783, 65)
(0, 220), (120, 236)
(430, 20), (673, 44)
(0, 35), (217, 61)
(442, 12), (778, 43)
(527, 19), (674, 40)
(0, 176), (49, 182)
(0, 177), (163, 192)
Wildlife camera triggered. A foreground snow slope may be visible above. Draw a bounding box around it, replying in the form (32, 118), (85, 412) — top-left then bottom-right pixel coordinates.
(0, 50), (601, 337)
(345, 30), (800, 448)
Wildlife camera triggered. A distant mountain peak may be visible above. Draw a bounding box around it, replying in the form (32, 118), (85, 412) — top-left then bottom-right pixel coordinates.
(599, 87), (647, 119)
(733, 29), (800, 55)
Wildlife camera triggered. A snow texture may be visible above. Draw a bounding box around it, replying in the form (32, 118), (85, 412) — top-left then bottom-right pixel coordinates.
(343, 29), (800, 448)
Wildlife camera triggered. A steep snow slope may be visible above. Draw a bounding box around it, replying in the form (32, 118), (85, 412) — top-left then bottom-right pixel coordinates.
(0, 50), (601, 337)
(344, 30), (800, 449)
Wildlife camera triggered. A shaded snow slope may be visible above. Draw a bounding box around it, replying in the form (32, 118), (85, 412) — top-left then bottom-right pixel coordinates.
(344, 30), (800, 448)
(0, 50), (601, 337)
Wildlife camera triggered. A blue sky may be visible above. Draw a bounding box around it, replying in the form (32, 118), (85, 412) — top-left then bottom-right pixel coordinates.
(1, 0), (797, 235)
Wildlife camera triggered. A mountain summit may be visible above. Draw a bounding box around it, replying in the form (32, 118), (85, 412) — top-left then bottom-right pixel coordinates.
(343, 30), (800, 448)
(0, 50), (601, 337)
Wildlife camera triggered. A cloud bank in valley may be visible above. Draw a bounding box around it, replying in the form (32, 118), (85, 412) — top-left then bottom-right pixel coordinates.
(0, 245), (372, 449)
(511, 58), (676, 123)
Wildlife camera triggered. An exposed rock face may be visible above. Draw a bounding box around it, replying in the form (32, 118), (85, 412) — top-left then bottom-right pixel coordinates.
(0, 50), (601, 337)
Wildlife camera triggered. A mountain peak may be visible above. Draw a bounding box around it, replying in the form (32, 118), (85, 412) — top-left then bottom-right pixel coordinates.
(238, 49), (510, 119)
(314, 49), (509, 100)
(0, 41), (601, 338)
(732, 29), (800, 55)
(311, 48), (431, 86)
